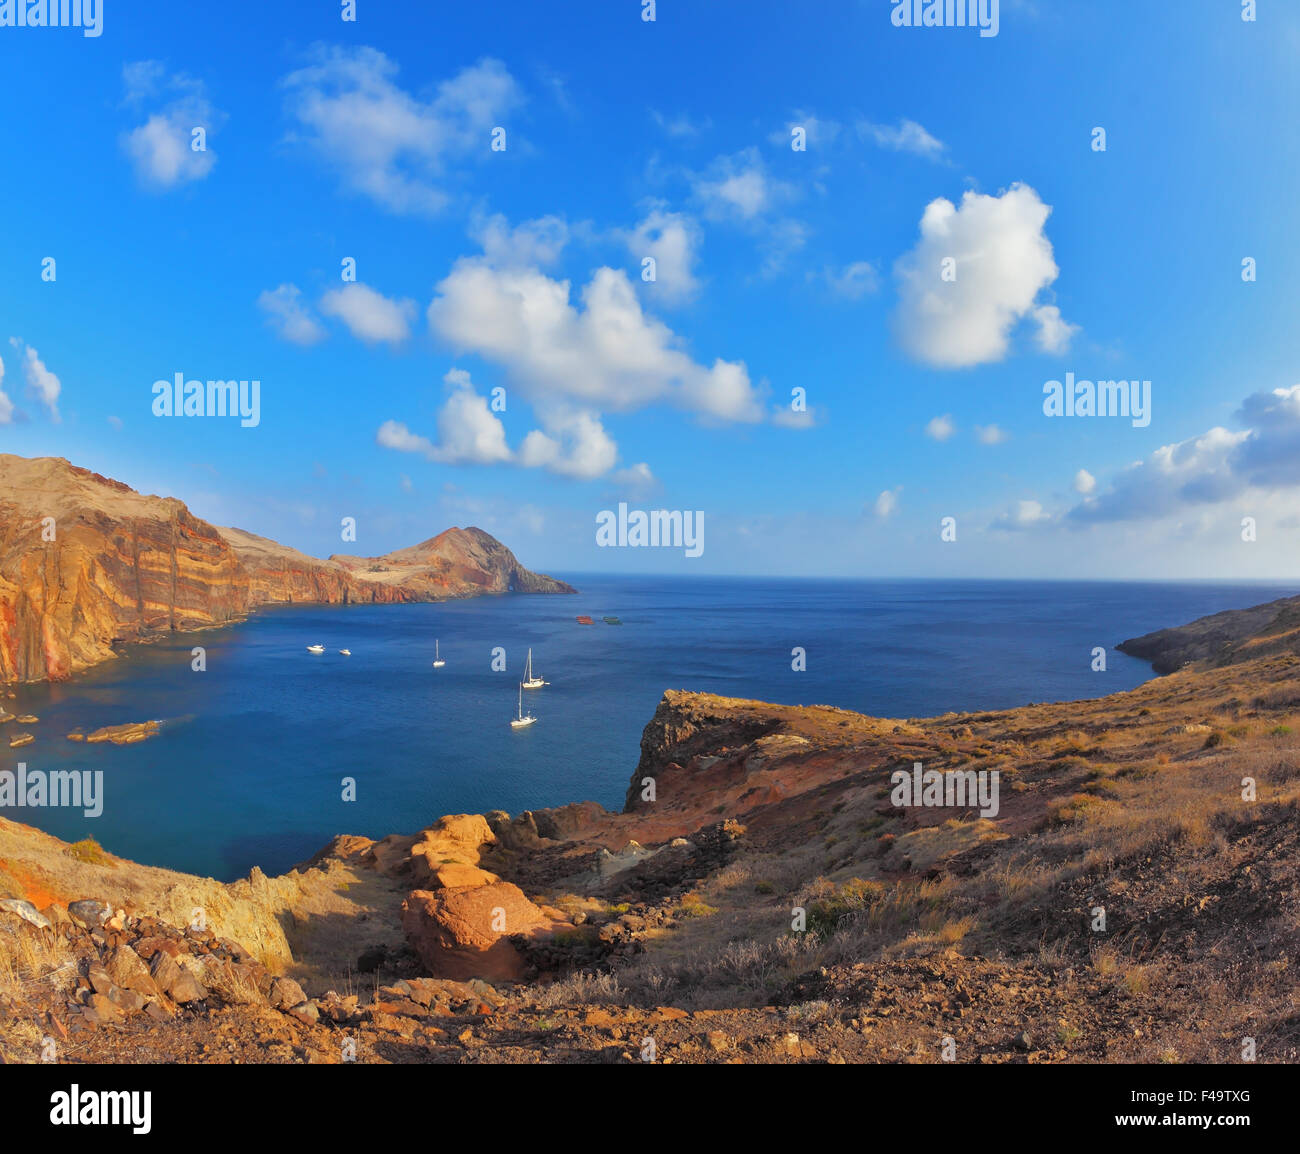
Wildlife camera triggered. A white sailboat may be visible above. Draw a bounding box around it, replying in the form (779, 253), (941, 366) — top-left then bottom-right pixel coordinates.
(521, 647), (547, 689)
(510, 682), (536, 728)
(432, 639), (446, 668)
(339, 649), (351, 656)
(306, 645), (325, 654)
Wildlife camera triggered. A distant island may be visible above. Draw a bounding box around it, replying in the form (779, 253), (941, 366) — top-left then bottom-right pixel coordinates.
(0, 454), (575, 683)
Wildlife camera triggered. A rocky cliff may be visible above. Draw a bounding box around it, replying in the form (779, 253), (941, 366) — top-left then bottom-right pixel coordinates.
(1118, 592), (1300, 673)
(0, 455), (574, 682)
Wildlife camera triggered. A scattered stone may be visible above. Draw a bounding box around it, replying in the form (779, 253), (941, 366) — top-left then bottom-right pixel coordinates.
(67, 900), (112, 929)
(0, 899), (51, 929)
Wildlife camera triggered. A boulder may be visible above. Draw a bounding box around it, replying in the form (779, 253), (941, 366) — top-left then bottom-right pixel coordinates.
(150, 952), (207, 1003)
(269, 977), (308, 1011)
(106, 946), (157, 995)
(0, 899), (51, 930)
(67, 900), (112, 929)
(401, 881), (550, 982)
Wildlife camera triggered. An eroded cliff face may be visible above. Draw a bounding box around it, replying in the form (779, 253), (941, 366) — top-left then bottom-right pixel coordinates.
(0, 455), (574, 682)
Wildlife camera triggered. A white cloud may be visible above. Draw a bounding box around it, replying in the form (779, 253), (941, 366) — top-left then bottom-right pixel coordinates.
(518, 409), (619, 479)
(822, 261), (879, 300)
(472, 213), (569, 268)
(1074, 468), (1096, 495)
(893, 184), (1075, 368)
(875, 487), (902, 518)
(992, 499), (1052, 531)
(610, 461), (658, 496)
(428, 251), (765, 423)
(281, 48), (521, 215)
(1064, 385), (1300, 524)
(320, 283), (417, 345)
(257, 284), (327, 345)
(769, 113), (841, 150)
(859, 119), (944, 159)
(975, 424), (1010, 445)
(376, 420), (436, 457)
(625, 207), (702, 306)
(925, 414), (956, 441)
(0, 354), (12, 425)
(121, 63), (223, 189)
(8, 340), (61, 421)
(1032, 304), (1079, 355)
(378, 369), (637, 482)
(693, 148), (791, 221)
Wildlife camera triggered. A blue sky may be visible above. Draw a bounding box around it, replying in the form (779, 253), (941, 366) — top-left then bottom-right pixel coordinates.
(2, 0), (1299, 578)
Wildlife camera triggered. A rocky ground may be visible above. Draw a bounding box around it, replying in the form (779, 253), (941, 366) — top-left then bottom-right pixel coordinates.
(4, 597), (1300, 1064)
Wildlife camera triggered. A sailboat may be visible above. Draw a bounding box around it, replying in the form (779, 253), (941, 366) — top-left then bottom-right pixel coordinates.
(306, 645), (325, 654)
(432, 639), (446, 668)
(510, 682), (536, 728)
(521, 647), (547, 689)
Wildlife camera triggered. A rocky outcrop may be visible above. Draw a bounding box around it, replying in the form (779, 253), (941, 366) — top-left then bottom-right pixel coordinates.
(1118, 593), (1300, 673)
(401, 882), (553, 981)
(0, 454), (575, 682)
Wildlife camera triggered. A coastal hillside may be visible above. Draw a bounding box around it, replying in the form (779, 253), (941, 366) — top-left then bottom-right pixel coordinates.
(0, 455), (574, 683)
(3, 596), (1299, 1063)
(1119, 592), (1300, 673)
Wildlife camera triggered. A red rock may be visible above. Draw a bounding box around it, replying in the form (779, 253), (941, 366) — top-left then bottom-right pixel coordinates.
(401, 882), (550, 982)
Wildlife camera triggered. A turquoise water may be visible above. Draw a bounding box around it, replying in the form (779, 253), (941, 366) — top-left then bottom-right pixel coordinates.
(2, 577), (1291, 880)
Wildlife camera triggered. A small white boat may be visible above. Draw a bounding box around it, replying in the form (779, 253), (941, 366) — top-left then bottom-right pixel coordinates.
(521, 647), (547, 689)
(510, 682), (536, 728)
(432, 639), (446, 668)
(306, 645), (325, 654)
(339, 649), (351, 656)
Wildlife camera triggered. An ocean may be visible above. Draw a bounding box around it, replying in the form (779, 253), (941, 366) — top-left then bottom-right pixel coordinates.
(2, 577), (1292, 881)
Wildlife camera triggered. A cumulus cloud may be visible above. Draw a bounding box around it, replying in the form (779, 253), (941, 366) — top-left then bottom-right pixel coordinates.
(319, 283), (417, 345)
(518, 409), (619, 479)
(1074, 468), (1096, 495)
(624, 207), (702, 306)
(1031, 304), (1079, 354)
(7, 339), (60, 421)
(428, 248), (765, 423)
(822, 261), (879, 300)
(610, 461), (658, 496)
(377, 369), (644, 483)
(121, 62), (223, 189)
(257, 284), (327, 345)
(992, 499), (1052, 531)
(281, 48), (521, 214)
(975, 424), (1010, 445)
(859, 119), (945, 159)
(692, 148), (797, 222)
(377, 368), (511, 466)
(0, 355), (11, 425)
(925, 414), (956, 441)
(472, 213), (570, 269)
(875, 487), (902, 518)
(893, 184), (1075, 368)
(1065, 385), (1300, 523)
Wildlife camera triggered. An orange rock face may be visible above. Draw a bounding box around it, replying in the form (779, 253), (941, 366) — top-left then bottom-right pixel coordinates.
(0, 455), (575, 683)
(400, 883), (551, 981)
